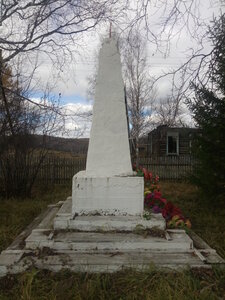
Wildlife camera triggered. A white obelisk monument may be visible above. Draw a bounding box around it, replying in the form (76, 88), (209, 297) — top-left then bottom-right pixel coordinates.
(72, 36), (144, 216)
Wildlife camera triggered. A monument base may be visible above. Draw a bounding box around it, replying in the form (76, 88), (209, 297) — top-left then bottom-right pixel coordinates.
(71, 171), (144, 216)
(54, 197), (165, 230)
(1, 199), (224, 278)
(54, 173), (165, 231)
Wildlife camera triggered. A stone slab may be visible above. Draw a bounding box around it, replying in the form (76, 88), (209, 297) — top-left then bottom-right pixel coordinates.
(72, 173), (144, 216)
(56, 197), (72, 217)
(0, 252), (24, 266)
(26, 251), (209, 274)
(0, 251), (25, 278)
(1, 199), (224, 277)
(55, 197), (162, 232)
(25, 230), (54, 250)
(37, 206), (59, 229)
(54, 214), (165, 231)
(25, 230), (193, 252)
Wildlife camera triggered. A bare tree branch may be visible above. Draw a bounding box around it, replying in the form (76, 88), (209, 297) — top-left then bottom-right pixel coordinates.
(0, 0), (124, 64)
(120, 27), (157, 165)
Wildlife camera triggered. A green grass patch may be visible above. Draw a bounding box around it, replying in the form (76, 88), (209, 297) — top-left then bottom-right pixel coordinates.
(0, 185), (70, 253)
(0, 267), (225, 300)
(160, 182), (225, 259)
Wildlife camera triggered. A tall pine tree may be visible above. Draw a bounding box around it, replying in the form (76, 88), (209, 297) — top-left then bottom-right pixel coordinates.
(189, 14), (225, 201)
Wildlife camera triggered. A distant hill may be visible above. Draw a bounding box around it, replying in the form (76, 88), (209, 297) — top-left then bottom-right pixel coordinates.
(34, 135), (89, 155)
(30, 135), (149, 157)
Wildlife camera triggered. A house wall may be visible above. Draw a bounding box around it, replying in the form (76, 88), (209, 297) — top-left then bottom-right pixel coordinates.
(148, 126), (199, 156)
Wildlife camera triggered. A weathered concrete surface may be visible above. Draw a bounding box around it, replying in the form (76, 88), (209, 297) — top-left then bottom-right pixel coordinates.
(1, 200), (224, 277)
(55, 196), (164, 231)
(71, 37), (144, 217)
(86, 37), (132, 177)
(72, 173), (144, 216)
(23, 252), (213, 273)
(54, 214), (165, 231)
(26, 230), (193, 252)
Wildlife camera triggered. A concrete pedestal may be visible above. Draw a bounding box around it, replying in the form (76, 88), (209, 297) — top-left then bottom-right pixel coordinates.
(54, 197), (165, 231)
(72, 171), (144, 216)
(70, 38), (144, 219)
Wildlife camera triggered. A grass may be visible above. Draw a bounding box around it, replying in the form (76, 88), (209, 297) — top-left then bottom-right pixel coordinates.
(0, 185), (70, 253)
(0, 182), (225, 300)
(160, 182), (225, 259)
(0, 267), (225, 299)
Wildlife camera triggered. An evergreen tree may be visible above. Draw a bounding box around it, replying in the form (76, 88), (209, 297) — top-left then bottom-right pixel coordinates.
(188, 14), (225, 200)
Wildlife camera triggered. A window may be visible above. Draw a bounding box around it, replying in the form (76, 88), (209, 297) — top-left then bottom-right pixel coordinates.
(167, 132), (179, 155)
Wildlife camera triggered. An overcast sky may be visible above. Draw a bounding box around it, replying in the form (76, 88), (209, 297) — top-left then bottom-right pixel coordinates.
(26, 0), (224, 137)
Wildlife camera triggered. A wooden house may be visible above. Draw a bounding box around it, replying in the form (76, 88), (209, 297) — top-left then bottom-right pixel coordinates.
(147, 125), (200, 156)
(130, 136), (149, 158)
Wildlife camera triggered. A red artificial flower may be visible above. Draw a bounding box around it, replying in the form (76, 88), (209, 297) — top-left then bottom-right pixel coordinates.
(160, 198), (167, 204)
(155, 175), (159, 182)
(142, 168), (149, 180)
(154, 191), (162, 199)
(162, 201), (184, 221)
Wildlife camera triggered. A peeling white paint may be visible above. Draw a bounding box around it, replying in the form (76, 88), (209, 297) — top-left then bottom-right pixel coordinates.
(72, 172), (144, 216)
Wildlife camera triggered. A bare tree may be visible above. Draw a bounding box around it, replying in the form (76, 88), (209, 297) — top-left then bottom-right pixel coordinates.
(1, 0), (221, 99)
(153, 96), (186, 127)
(0, 0), (121, 140)
(152, 76), (188, 127)
(121, 1), (223, 110)
(121, 29), (156, 166)
(0, 0), (126, 65)
(0, 59), (67, 197)
(124, 0), (220, 49)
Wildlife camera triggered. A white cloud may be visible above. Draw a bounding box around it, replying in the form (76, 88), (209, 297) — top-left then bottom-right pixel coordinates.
(29, 97), (93, 138)
(19, 0), (223, 137)
(58, 102), (93, 138)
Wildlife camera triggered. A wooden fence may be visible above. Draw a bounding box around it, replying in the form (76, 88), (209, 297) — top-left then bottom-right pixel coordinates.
(138, 156), (198, 180)
(35, 156), (87, 184)
(35, 155), (197, 183)
(0, 155), (198, 185)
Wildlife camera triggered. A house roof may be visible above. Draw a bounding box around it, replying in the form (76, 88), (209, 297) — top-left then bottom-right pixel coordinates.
(148, 125), (200, 136)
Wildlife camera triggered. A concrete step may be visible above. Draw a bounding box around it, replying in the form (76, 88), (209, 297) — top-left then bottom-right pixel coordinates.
(25, 230), (193, 252)
(54, 214), (166, 231)
(31, 251), (208, 273)
(54, 198), (166, 231)
(2, 201), (224, 277)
